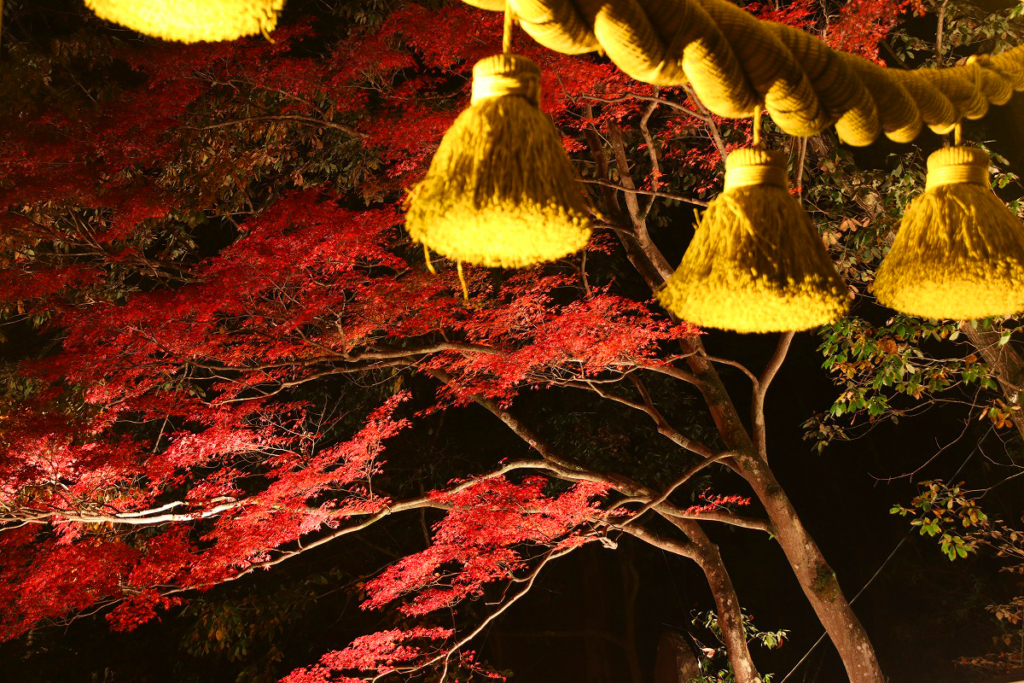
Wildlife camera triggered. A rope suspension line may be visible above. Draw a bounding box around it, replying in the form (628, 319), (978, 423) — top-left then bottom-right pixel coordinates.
(460, 0), (1024, 146)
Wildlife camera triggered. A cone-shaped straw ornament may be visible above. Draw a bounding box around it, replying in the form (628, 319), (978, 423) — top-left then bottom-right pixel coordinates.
(873, 146), (1024, 319)
(84, 0), (283, 42)
(657, 148), (849, 333)
(405, 54), (591, 268)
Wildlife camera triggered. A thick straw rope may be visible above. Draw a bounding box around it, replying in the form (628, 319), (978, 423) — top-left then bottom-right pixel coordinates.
(461, 0), (1024, 146)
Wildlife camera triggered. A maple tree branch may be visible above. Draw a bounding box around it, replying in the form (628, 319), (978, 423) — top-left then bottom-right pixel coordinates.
(682, 84), (728, 160)
(424, 369), (599, 475)
(423, 370), (768, 532)
(752, 331), (795, 461)
(574, 378), (717, 459)
(351, 342), (503, 360)
(620, 524), (697, 559)
(209, 359), (413, 404)
(426, 372), (769, 535)
(701, 354), (760, 386)
(613, 450), (738, 523)
(189, 343), (509, 403)
(641, 361), (704, 387)
(186, 115), (365, 138)
(3, 499), (245, 526)
(2, 459), (592, 535)
(175, 460), (587, 589)
(184, 342), (501, 373)
(639, 95), (661, 219)
(647, 348), (758, 388)
(394, 544), (581, 683)
(578, 178), (707, 207)
(582, 93), (706, 121)
(581, 107), (666, 291)
(607, 121), (674, 282)
(581, 108), (617, 206)
(662, 509), (771, 532)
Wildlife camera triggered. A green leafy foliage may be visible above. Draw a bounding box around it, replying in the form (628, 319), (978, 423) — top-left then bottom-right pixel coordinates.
(891, 480), (988, 560)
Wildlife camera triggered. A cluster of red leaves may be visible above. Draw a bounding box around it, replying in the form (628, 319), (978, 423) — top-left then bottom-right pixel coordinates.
(749, 0), (818, 30)
(362, 477), (609, 615)
(0, 0), (912, 674)
(682, 489), (753, 516)
(0, 171), (690, 637)
(428, 275), (697, 405)
(0, 393), (410, 638)
(283, 476), (609, 683)
(282, 627), (454, 683)
(826, 0), (924, 62)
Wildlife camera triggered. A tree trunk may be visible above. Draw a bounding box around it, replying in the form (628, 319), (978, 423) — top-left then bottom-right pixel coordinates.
(741, 456), (883, 683)
(582, 116), (885, 683)
(686, 351), (886, 683)
(677, 520), (763, 683)
(688, 350), (888, 683)
(626, 523), (763, 683)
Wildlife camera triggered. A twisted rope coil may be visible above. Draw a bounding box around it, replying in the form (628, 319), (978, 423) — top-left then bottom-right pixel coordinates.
(462, 0), (1024, 146)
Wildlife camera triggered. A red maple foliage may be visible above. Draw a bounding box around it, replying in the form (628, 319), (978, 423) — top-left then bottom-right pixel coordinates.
(0, 0), (918, 680)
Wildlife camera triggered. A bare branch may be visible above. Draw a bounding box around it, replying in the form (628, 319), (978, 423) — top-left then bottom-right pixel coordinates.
(578, 378), (717, 459)
(682, 84), (728, 160)
(186, 115), (365, 138)
(752, 331), (795, 460)
(385, 544), (581, 683)
(702, 354), (760, 387)
(641, 362), (704, 387)
(579, 178), (707, 207)
(639, 95), (661, 219)
(581, 94), (706, 121)
(614, 450), (738, 523)
(4, 500), (245, 526)
(607, 121), (675, 282)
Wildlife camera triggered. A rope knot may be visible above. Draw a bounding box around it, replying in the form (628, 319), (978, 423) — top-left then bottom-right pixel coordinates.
(926, 146), (990, 189)
(471, 54), (541, 106)
(724, 148), (789, 191)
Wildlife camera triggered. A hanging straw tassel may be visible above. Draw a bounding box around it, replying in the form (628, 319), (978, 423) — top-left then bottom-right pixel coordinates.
(84, 0), (283, 42)
(657, 148), (849, 333)
(405, 53), (591, 268)
(873, 146), (1024, 319)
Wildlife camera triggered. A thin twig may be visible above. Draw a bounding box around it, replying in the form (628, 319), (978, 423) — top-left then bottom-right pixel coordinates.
(415, 546), (579, 683)
(186, 115), (364, 138)
(615, 451), (738, 523)
(582, 94), (706, 121)
(793, 136), (809, 197)
(752, 331), (795, 460)
(639, 94), (662, 218)
(683, 84), (728, 160)
(579, 179), (707, 206)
